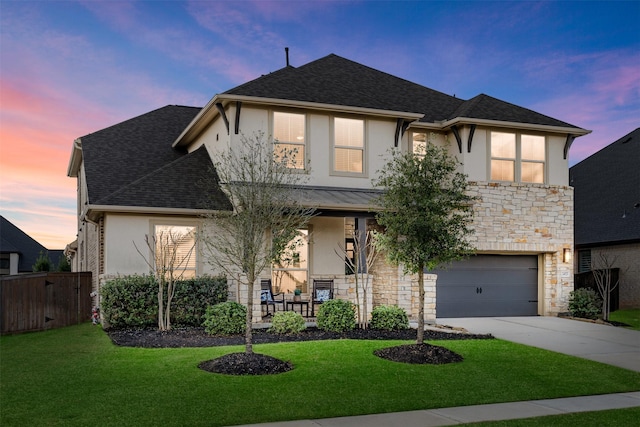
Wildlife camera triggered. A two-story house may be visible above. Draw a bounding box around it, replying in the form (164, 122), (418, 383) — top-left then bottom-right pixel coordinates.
(67, 54), (589, 322)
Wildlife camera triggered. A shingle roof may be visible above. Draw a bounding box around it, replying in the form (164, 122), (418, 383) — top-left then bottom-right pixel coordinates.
(571, 127), (640, 246)
(225, 54), (464, 122)
(0, 215), (63, 272)
(449, 94), (579, 129)
(81, 106), (230, 211)
(224, 54), (582, 129)
(97, 146), (231, 211)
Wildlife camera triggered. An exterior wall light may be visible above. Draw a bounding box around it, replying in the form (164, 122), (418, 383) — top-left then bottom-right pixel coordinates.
(563, 248), (572, 263)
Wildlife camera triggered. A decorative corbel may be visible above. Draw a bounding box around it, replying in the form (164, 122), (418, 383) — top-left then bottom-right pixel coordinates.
(451, 125), (462, 153)
(467, 124), (476, 153)
(234, 101), (242, 135)
(564, 134), (576, 159)
(215, 102), (230, 135)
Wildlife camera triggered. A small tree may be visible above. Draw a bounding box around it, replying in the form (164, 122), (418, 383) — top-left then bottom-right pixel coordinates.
(373, 142), (475, 343)
(201, 132), (315, 354)
(32, 251), (51, 272)
(591, 253), (621, 321)
(334, 225), (378, 329)
(134, 227), (196, 331)
(57, 255), (71, 272)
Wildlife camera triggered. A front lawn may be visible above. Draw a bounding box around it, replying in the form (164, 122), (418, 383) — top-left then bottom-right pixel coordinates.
(1, 323), (639, 426)
(610, 309), (640, 330)
(463, 407), (640, 426)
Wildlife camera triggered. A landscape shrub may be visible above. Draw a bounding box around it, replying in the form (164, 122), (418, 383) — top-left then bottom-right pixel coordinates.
(316, 299), (356, 332)
(203, 302), (246, 335)
(172, 275), (228, 326)
(101, 275), (228, 329)
(568, 288), (602, 320)
(269, 311), (306, 334)
(101, 275), (157, 328)
(370, 305), (409, 331)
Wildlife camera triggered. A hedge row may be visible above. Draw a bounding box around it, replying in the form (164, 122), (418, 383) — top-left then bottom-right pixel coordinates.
(101, 275), (228, 329)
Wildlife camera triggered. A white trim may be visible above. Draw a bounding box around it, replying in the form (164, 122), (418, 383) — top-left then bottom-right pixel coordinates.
(442, 117), (591, 136)
(173, 94), (424, 148)
(86, 204), (222, 217)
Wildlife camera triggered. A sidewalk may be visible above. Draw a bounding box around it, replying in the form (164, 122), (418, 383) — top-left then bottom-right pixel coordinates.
(236, 392), (640, 426)
(235, 317), (640, 426)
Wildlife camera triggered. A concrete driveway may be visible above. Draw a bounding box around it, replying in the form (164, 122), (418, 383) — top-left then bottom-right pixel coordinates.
(436, 316), (640, 372)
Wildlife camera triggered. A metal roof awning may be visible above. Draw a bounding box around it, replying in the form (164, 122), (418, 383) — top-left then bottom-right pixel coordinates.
(297, 186), (382, 213)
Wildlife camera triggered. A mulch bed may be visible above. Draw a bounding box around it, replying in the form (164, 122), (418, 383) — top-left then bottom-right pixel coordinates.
(107, 326), (493, 375)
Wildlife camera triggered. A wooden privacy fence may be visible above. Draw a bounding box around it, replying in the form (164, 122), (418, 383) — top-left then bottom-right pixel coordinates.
(0, 272), (92, 334)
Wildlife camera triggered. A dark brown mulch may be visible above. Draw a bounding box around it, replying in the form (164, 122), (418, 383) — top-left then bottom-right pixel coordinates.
(198, 352), (294, 375)
(106, 326), (491, 375)
(106, 326), (493, 348)
(374, 343), (463, 365)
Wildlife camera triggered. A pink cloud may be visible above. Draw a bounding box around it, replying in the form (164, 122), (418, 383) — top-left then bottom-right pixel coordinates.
(528, 50), (640, 165)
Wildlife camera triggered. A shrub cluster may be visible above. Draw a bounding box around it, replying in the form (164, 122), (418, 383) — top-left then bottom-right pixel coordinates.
(370, 305), (409, 331)
(316, 299), (356, 332)
(568, 288), (602, 320)
(101, 275), (228, 329)
(172, 276), (228, 326)
(269, 311), (306, 334)
(203, 302), (246, 335)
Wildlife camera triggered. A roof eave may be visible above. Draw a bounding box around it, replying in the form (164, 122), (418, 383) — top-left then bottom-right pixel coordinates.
(67, 138), (83, 178)
(173, 95), (221, 148)
(173, 93), (426, 148)
(84, 204), (226, 221)
(441, 117), (591, 136)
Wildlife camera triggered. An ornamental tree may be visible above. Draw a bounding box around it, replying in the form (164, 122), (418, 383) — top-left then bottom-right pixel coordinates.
(202, 132), (315, 354)
(373, 141), (475, 343)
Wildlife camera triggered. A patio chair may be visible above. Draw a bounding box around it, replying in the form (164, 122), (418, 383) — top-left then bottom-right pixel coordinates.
(260, 279), (284, 316)
(311, 279), (334, 317)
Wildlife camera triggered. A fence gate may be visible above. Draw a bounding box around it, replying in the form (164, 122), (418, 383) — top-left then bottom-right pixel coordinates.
(0, 272), (92, 334)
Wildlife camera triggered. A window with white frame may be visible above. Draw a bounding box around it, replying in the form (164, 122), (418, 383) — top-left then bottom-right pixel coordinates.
(490, 131), (545, 183)
(154, 225), (197, 279)
(273, 112), (306, 169)
(334, 117), (364, 174)
(272, 229), (309, 294)
(411, 132), (427, 156)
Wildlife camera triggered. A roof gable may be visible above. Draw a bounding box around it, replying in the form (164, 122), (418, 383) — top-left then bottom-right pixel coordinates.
(0, 216), (50, 272)
(571, 127), (640, 246)
(225, 54), (465, 122)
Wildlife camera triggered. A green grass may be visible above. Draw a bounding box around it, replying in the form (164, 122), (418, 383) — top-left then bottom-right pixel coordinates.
(462, 407), (640, 426)
(1, 323), (639, 427)
(610, 309), (640, 330)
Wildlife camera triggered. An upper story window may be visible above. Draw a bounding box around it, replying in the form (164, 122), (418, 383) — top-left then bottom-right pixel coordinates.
(490, 131), (545, 183)
(411, 132), (427, 157)
(273, 112), (306, 169)
(334, 117), (364, 174)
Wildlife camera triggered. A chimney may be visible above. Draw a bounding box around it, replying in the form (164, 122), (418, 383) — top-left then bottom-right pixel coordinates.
(285, 47), (289, 67)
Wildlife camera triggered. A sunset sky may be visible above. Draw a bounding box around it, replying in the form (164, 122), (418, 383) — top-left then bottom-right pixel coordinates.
(1, 1), (638, 250)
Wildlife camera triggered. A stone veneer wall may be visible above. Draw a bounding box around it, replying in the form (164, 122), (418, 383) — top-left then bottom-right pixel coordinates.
(369, 181), (574, 319)
(466, 182), (574, 315)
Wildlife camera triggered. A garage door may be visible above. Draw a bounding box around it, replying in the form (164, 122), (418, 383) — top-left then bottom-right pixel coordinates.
(434, 255), (538, 317)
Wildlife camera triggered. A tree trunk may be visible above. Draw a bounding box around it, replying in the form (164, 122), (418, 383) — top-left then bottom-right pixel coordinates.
(165, 280), (173, 331)
(158, 282), (165, 331)
(416, 267), (425, 344)
(245, 276), (254, 354)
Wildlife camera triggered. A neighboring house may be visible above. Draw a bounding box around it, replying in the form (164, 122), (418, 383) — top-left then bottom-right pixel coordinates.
(67, 54), (589, 321)
(0, 215), (64, 275)
(570, 128), (640, 309)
